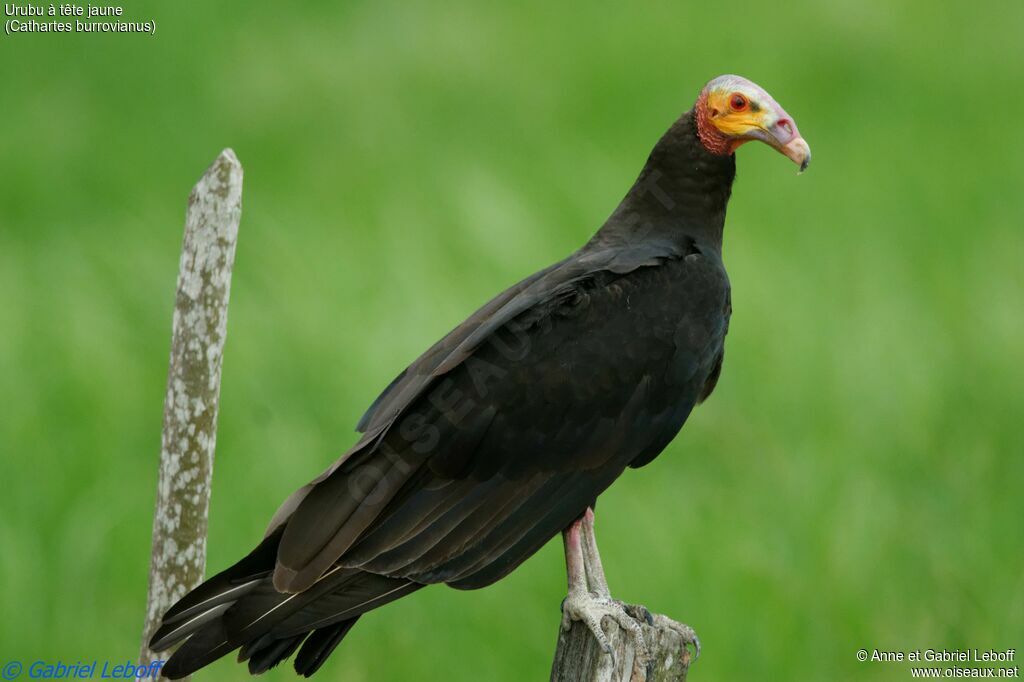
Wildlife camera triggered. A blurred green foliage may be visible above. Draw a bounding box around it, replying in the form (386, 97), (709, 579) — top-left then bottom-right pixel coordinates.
(1, 0), (1022, 679)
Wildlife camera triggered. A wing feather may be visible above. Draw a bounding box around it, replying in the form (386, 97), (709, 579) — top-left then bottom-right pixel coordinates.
(273, 245), (727, 596)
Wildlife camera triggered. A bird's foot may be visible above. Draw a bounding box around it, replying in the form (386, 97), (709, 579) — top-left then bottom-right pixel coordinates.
(651, 612), (701, 661)
(561, 589), (650, 664)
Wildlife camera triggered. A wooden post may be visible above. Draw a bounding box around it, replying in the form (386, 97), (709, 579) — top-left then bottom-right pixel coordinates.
(139, 149), (243, 674)
(551, 611), (692, 682)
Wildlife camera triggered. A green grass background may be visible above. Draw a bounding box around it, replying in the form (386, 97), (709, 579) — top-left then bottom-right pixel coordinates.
(1, 1), (1022, 679)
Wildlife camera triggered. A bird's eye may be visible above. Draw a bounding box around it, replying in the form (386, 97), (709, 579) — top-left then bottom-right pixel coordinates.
(730, 94), (748, 111)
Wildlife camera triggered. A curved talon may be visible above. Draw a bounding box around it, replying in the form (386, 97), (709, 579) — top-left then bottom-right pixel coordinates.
(652, 613), (701, 661)
(623, 602), (654, 626)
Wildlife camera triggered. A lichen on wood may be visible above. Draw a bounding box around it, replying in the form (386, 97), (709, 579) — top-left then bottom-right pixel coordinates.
(139, 149), (243, 672)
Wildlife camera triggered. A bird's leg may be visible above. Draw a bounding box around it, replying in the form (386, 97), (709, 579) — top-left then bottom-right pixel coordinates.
(579, 507), (611, 597)
(567, 508), (702, 661)
(560, 508), (648, 662)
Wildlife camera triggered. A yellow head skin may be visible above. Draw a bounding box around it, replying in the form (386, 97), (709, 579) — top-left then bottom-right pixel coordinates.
(696, 75), (811, 172)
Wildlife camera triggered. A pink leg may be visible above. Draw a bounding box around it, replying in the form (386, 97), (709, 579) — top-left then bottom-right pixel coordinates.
(562, 515), (589, 594)
(560, 508), (647, 658)
(560, 507), (701, 661)
(579, 507), (611, 597)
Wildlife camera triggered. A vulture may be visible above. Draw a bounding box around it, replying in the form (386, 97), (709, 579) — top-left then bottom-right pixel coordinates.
(150, 74), (810, 677)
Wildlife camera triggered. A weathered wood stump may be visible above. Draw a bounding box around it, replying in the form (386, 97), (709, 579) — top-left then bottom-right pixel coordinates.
(551, 607), (692, 682)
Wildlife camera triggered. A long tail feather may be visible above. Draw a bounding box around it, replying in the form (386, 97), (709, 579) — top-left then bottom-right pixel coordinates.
(154, 559), (420, 678)
(294, 620), (359, 677)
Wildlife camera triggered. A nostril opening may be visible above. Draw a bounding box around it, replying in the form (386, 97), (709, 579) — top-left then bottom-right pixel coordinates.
(777, 119), (793, 134)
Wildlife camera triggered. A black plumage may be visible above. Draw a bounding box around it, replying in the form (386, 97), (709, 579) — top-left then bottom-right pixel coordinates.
(150, 76), (804, 677)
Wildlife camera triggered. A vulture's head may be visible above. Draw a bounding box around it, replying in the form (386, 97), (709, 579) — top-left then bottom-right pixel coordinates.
(695, 74), (811, 172)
